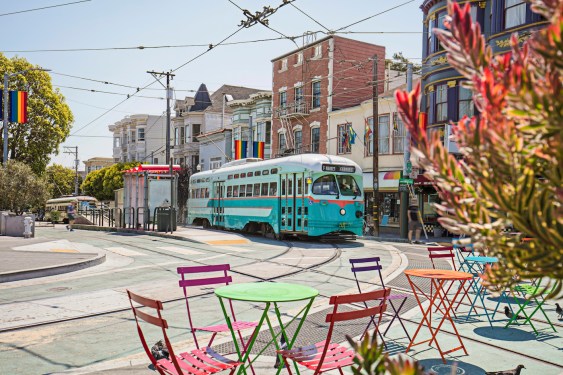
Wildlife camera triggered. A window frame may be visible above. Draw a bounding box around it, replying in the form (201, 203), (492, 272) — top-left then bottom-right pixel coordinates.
(312, 81), (321, 109)
(378, 114), (391, 155)
(294, 129), (302, 153)
(278, 133), (286, 154)
(311, 127), (320, 153)
(458, 85), (475, 120)
(504, 0), (527, 29)
(337, 123), (352, 155)
(392, 113), (405, 154)
(435, 83), (448, 123)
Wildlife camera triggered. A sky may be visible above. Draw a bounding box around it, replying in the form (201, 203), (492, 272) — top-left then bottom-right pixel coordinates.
(1, 0), (423, 171)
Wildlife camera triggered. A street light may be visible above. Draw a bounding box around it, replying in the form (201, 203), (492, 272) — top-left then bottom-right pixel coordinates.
(2, 67), (51, 166)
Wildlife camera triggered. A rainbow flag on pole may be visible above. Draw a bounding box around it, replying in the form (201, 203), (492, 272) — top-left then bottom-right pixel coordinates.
(9, 91), (28, 123)
(253, 141), (264, 158)
(234, 140), (247, 160)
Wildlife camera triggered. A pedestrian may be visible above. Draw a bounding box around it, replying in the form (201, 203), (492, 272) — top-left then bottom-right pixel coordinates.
(408, 203), (421, 244)
(66, 200), (77, 231)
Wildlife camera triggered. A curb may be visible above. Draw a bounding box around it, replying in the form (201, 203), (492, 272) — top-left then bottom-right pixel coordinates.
(72, 224), (203, 244)
(0, 252), (106, 283)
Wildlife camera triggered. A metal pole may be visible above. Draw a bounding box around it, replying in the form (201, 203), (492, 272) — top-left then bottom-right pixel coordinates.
(400, 63), (413, 238)
(372, 55), (380, 237)
(74, 146), (79, 195)
(3, 73), (9, 166)
(249, 115), (253, 158)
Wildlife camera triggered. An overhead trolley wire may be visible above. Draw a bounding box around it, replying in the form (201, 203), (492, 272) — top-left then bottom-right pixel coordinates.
(0, 0), (91, 17)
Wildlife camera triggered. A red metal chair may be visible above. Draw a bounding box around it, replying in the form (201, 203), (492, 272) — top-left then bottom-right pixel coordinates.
(349, 257), (410, 341)
(278, 288), (390, 375)
(177, 265), (258, 350)
(427, 246), (475, 315)
(127, 289), (241, 375)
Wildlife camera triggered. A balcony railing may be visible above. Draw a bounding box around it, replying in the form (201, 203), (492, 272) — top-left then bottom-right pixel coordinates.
(276, 102), (309, 118)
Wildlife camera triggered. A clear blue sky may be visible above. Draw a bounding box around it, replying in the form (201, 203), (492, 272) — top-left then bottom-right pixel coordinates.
(1, 0), (423, 170)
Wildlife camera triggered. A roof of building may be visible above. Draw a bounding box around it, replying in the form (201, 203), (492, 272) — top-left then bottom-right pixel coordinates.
(189, 83), (212, 112)
(205, 84), (264, 113)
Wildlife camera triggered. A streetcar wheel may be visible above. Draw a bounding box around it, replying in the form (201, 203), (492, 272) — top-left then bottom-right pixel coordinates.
(202, 219), (211, 229)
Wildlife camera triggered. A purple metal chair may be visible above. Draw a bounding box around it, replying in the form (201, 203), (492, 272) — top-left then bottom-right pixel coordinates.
(349, 257), (411, 341)
(177, 265), (258, 359)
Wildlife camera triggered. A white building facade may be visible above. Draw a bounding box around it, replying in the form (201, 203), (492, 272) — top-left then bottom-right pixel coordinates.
(109, 114), (167, 164)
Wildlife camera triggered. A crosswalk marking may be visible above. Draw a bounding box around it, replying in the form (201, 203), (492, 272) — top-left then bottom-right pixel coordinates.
(156, 246), (203, 255)
(104, 247), (146, 257)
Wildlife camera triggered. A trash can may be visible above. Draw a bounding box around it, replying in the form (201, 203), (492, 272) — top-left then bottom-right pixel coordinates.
(156, 209), (177, 232)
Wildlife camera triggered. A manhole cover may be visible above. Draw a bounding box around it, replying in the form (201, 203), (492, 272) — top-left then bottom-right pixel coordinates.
(47, 287), (71, 292)
(430, 364), (465, 375)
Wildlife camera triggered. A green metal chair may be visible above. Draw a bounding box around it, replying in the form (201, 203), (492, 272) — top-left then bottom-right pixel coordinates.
(505, 283), (557, 334)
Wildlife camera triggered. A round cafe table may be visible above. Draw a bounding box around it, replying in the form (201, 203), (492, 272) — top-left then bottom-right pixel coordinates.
(404, 269), (472, 363)
(215, 282), (319, 375)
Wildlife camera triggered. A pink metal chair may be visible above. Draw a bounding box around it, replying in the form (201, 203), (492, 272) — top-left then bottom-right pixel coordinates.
(278, 288), (390, 375)
(177, 265), (258, 350)
(127, 289), (241, 375)
(349, 257), (411, 341)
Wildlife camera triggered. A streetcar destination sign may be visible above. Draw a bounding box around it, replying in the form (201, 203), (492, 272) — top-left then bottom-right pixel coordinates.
(322, 164), (356, 173)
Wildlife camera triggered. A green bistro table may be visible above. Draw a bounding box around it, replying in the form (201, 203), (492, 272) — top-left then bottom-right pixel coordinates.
(215, 282), (319, 375)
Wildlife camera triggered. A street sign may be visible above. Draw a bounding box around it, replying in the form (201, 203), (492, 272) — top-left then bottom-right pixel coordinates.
(398, 184), (409, 192)
(399, 178), (414, 184)
(406, 160), (412, 174)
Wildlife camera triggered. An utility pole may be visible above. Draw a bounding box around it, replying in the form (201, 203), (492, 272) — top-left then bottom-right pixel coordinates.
(249, 115), (253, 158)
(372, 55), (380, 237)
(148, 70), (175, 232)
(400, 63), (413, 238)
(64, 146), (79, 196)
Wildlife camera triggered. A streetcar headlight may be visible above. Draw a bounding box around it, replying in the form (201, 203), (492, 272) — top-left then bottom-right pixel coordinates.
(340, 208), (346, 216)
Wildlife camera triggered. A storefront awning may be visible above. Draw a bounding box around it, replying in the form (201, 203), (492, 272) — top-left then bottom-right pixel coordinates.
(362, 171), (401, 192)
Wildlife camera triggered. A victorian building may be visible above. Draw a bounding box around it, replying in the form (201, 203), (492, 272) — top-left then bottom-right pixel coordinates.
(109, 114), (167, 163)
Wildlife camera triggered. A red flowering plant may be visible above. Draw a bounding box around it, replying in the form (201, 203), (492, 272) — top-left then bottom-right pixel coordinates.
(395, 0), (562, 297)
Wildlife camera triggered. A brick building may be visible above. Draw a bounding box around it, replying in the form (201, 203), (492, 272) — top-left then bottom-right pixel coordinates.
(271, 36), (385, 156)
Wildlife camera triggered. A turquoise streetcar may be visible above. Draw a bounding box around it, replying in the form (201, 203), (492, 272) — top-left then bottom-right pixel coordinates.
(187, 154), (364, 239)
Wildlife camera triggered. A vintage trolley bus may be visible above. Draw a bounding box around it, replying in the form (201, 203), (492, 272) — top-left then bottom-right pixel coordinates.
(44, 195), (99, 223)
(187, 154), (364, 239)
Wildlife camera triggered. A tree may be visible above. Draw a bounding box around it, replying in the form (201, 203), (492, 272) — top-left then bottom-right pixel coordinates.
(45, 164), (79, 198)
(385, 52), (422, 75)
(0, 53), (74, 174)
(395, 0), (562, 296)
(0, 160), (49, 214)
(81, 162), (138, 201)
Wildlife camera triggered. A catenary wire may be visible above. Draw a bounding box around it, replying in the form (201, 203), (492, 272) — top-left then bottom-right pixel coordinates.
(0, 0), (91, 17)
(335, 0), (416, 32)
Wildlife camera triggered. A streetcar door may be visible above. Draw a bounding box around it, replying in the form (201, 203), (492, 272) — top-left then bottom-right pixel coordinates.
(295, 173), (306, 232)
(212, 181), (225, 227)
(280, 174), (294, 232)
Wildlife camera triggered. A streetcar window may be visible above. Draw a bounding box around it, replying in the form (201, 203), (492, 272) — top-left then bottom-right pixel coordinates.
(206, 178), (210, 182)
(255, 171), (261, 176)
(312, 175), (338, 195)
(269, 182), (277, 195)
(234, 174), (239, 179)
(253, 183), (260, 196)
(288, 179), (293, 195)
(205, 188), (209, 198)
(215, 186), (220, 196)
(261, 183), (268, 196)
(241, 173), (246, 178)
(336, 175), (361, 197)
(262, 170), (269, 175)
(233, 186), (239, 196)
(248, 172), (253, 177)
(239, 185), (246, 197)
(227, 186), (232, 197)
(271, 168), (278, 174)
(297, 178), (303, 195)
(281, 178), (286, 195)
(246, 184), (253, 197)
(228, 175), (233, 179)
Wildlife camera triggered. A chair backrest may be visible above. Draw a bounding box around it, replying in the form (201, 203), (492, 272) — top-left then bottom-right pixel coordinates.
(427, 246), (456, 270)
(177, 264), (235, 348)
(127, 290), (181, 375)
(349, 257), (386, 292)
(314, 289), (389, 375)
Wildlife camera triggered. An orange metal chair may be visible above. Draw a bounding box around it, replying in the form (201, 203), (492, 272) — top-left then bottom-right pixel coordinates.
(278, 288), (390, 375)
(427, 246), (475, 315)
(127, 290), (241, 375)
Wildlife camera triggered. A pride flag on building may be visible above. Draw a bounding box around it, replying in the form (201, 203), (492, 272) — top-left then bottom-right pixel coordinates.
(253, 141), (264, 158)
(234, 140), (247, 160)
(9, 91), (28, 123)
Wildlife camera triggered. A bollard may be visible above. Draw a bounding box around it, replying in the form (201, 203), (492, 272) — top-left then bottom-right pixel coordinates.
(23, 216), (33, 239)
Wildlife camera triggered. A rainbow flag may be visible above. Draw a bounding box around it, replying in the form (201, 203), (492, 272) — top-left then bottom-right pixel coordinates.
(364, 117), (372, 142)
(234, 140), (247, 160)
(348, 126), (357, 145)
(253, 141), (264, 158)
(9, 91), (28, 123)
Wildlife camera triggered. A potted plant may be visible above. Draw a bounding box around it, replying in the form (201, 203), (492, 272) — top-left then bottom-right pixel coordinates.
(49, 210), (61, 224)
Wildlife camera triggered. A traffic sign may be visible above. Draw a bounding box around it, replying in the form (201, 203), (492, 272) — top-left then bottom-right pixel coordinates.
(406, 160), (412, 174)
(399, 178), (414, 184)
